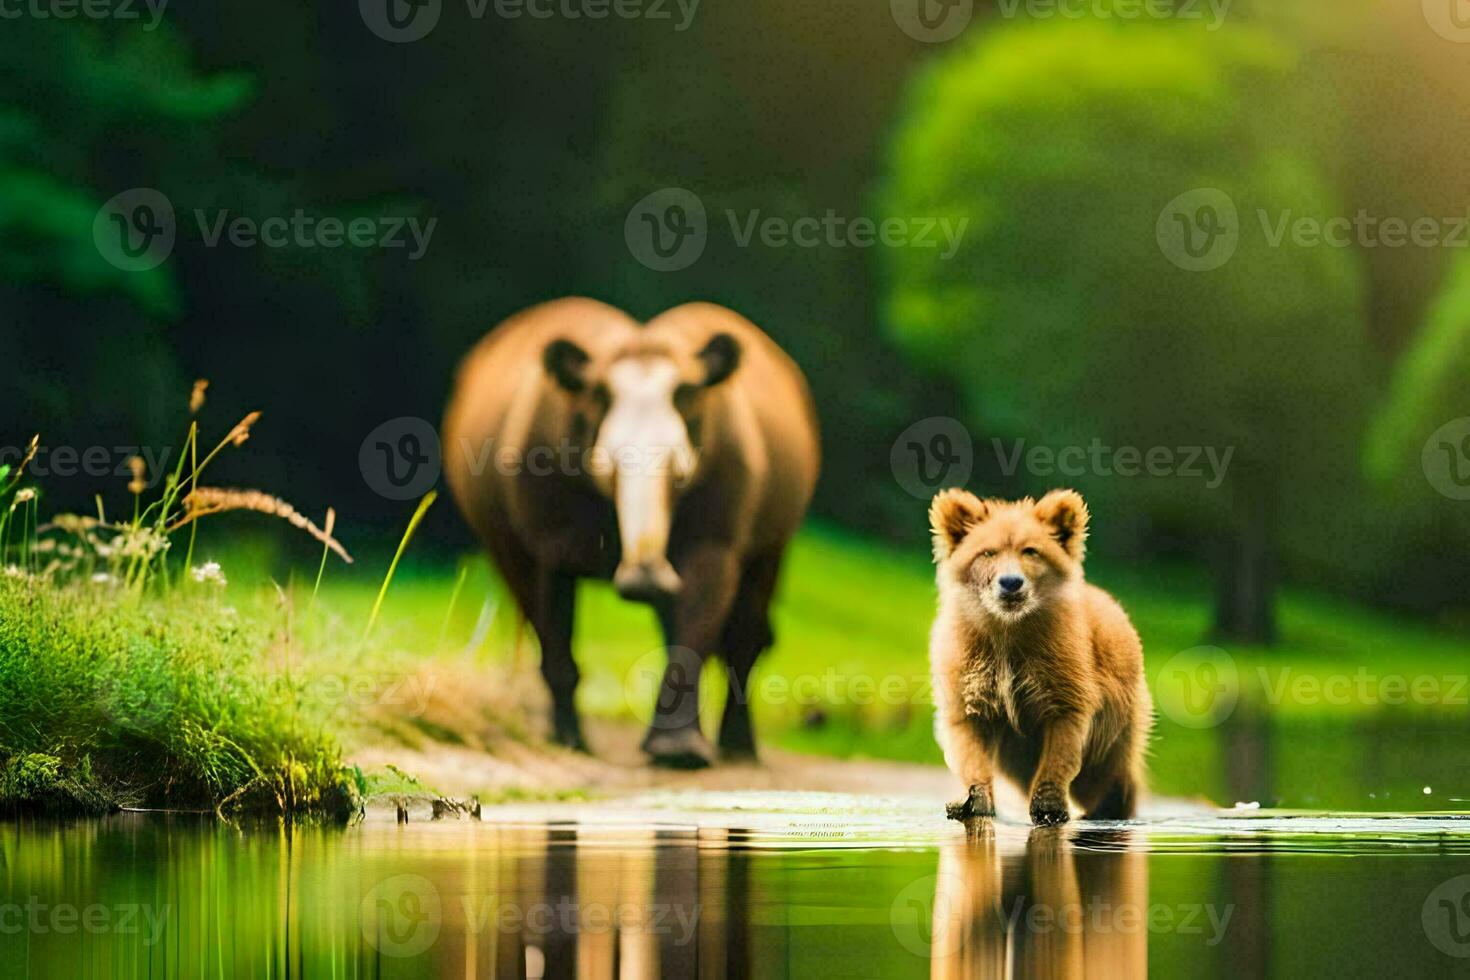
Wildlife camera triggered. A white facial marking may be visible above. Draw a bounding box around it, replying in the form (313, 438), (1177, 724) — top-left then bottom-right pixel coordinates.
(595, 356), (695, 575)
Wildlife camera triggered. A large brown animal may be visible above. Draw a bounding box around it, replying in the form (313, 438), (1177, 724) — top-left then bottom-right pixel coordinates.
(442, 298), (820, 767)
(927, 489), (1152, 825)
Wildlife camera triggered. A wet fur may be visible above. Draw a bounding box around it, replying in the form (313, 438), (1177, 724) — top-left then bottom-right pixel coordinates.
(928, 489), (1152, 824)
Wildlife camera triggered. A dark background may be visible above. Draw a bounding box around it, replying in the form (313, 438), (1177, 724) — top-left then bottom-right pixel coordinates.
(4, 0), (1469, 640)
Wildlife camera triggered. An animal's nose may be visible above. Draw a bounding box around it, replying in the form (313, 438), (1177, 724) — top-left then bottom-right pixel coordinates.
(998, 575), (1025, 594)
(614, 560), (683, 603)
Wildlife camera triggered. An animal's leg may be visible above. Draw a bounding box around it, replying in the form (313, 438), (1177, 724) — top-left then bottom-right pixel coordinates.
(1030, 714), (1088, 826)
(1082, 776), (1137, 821)
(1076, 717), (1146, 820)
(530, 566), (586, 752)
(642, 545), (740, 768)
(1018, 828), (1085, 977)
(939, 715), (998, 820)
(717, 553), (782, 760)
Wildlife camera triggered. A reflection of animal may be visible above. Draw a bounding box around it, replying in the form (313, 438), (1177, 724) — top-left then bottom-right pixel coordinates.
(927, 489), (1152, 825)
(929, 827), (1148, 979)
(442, 298), (820, 767)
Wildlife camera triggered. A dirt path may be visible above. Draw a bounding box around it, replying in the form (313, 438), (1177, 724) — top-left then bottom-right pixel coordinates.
(349, 716), (1047, 813)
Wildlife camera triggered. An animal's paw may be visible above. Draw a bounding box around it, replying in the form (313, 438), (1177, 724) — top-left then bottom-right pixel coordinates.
(1029, 783), (1070, 826)
(946, 785), (995, 821)
(642, 727), (715, 770)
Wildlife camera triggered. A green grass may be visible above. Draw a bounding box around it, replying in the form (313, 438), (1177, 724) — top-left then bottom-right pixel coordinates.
(4, 514), (1465, 817)
(0, 576), (358, 818)
(298, 522), (1468, 807)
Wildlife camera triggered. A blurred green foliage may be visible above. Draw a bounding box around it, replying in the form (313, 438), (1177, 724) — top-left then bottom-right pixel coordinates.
(1, 2), (1467, 630)
(879, 14), (1469, 629)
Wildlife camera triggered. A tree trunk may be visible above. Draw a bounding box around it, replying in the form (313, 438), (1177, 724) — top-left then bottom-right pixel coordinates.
(1212, 477), (1276, 644)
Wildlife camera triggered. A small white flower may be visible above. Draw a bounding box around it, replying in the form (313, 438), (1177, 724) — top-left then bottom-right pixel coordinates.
(12, 488), (35, 504)
(90, 572), (116, 585)
(191, 561), (227, 587)
(4, 565), (24, 579)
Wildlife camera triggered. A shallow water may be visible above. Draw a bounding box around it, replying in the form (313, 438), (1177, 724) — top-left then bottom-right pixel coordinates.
(4, 794), (1470, 978)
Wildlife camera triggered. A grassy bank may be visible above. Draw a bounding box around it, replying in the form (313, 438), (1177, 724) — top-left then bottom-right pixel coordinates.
(0, 576), (361, 818)
(315, 523), (1469, 809)
(4, 499), (1466, 815)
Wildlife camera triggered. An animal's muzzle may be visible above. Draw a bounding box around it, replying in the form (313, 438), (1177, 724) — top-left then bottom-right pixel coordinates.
(613, 560), (683, 603)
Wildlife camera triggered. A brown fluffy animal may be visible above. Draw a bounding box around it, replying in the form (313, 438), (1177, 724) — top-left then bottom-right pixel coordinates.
(442, 298), (819, 767)
(927, 488), (1151, 825)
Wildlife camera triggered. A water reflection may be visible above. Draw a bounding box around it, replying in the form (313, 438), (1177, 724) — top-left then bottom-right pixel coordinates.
(3, 809), (1468, 978)
(928, 823), (1148, 979)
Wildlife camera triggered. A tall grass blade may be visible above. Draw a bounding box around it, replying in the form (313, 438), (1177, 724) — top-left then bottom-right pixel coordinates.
(364, 490), (437, 642)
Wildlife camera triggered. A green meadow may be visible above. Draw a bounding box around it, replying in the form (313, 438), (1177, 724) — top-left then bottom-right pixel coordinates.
(5, 501), (1466, 817)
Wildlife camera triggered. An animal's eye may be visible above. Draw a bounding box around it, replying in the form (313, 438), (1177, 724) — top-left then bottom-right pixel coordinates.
(980, 549), (997, 558)
(1022, 547), (1040, 557)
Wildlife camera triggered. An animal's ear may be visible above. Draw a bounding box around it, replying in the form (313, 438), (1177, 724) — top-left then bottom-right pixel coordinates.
(1034, 489), (1089, 560)
(698, 333), (741, 387)
(929, 488), (988, 562)
(543, 338), (590, 393)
